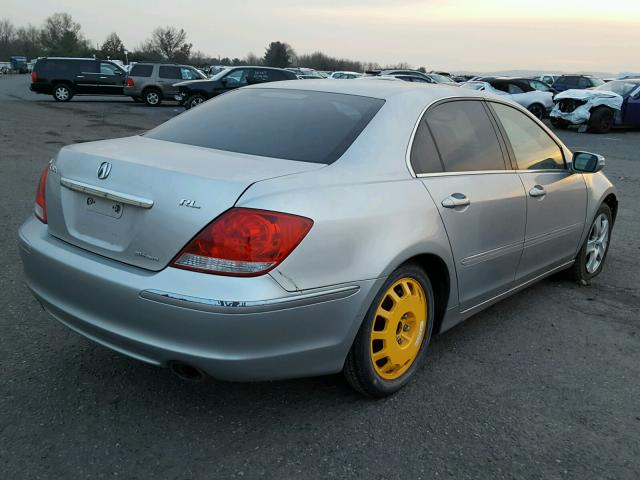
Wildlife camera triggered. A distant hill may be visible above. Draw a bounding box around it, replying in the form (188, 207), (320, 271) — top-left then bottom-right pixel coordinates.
(453, 69), (617, 78)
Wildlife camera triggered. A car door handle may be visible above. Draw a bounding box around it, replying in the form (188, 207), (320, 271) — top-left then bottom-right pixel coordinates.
(441, 193), (470, 208)
(76, 75), (85, 78)
(99, 76), (107, 79)
(529, 185), (547, 198)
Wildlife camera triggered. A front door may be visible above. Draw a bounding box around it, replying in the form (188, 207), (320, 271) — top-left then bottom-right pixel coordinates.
(622, 87), (640, 126)
(488, 101), (587, 283)
(418, 100), (527, 311)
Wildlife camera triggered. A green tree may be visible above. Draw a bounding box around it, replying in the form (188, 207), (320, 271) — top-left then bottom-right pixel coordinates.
(100, 32), (125, 59)
(263, 41), (294, 68)
(15, 25), (42, 59)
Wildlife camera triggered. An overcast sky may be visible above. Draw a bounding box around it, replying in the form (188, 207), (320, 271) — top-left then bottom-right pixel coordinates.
(3, 0), (639, 73)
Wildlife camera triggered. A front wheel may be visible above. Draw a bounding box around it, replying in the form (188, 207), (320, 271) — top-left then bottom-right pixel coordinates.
(588, 107), (614, 133)
(344, 264), (435, 397)
(184, 94), (206, 109)
(568, 204), (612, 282)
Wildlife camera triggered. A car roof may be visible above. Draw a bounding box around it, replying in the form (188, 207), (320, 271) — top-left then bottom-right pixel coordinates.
(248, 79), (481, 102)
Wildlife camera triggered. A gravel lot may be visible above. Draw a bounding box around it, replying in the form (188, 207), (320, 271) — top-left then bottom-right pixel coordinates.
(1, 74), (639, 480)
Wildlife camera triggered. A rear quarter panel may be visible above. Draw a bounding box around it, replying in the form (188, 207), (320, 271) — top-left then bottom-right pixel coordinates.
(236, 168), (458, 311)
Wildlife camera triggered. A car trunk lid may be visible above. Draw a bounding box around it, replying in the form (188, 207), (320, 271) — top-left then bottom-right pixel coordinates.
(45, 135), (323, 271)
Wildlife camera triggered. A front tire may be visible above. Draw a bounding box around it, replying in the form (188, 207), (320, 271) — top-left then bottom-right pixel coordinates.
(588, 107), (614, 133)
(568, 204), (612, 282)
(184, 94), (206, 109)
(52, 83), (73, 102)
(344, 264), (435, 397)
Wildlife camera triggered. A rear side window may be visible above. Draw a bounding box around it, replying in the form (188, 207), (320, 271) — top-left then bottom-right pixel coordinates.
(426, 100), (506, 172)
(130, 64), (153, 77)
(410, 120), (443, 174)
(490, 103), (564, 170)
(146, 89), (385, 164)
(159, 66), (181, 79)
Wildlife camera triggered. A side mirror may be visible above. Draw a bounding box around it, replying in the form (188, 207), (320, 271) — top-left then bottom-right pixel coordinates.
(572, 151), (605, 173)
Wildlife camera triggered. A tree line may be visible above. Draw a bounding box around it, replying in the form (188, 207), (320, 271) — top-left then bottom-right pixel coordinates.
(0, 13), (413, 72)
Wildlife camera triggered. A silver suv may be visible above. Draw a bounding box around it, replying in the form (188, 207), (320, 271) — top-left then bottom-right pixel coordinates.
(123, 63), (206, 106)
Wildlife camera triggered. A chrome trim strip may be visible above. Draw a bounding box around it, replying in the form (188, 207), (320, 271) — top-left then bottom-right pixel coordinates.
(461, 240), (523, 267)
(60, 177), (154, 209)
(404, 95), (572, 179)
(460, 260), (574, 317)
(139, 285), (360, 314)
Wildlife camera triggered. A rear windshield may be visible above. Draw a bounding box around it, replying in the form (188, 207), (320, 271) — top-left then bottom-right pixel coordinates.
(145, 89), (385, 164)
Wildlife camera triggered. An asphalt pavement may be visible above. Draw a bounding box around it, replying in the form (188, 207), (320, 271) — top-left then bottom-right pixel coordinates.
(1, 74), (639, 480)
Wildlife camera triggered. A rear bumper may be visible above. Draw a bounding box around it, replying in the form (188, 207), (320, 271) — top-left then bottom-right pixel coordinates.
(122, 86), (142, 97)
(18, 216), (378, 381)
(30, 83), (51, 94)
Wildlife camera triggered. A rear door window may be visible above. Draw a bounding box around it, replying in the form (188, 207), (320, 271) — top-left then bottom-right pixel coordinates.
(180, 67), (201, 80)
(425, 100), (506, 172)
(130, 64), (153, 77)
(490, 102), (565, 170)
(77, 61), (98, 74)
(146, 89), (385, 164)
(159, 66), (181, 79)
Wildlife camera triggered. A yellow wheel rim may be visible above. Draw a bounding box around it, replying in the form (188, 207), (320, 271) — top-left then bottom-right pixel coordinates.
(370, 277), (428, 380)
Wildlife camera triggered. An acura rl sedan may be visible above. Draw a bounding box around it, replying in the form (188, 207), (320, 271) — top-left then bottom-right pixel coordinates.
(19, 81), (617, 397)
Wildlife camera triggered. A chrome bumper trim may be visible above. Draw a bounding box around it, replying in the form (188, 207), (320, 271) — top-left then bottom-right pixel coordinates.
(140, 285), (360, 314)
(60, 177), (154, 209)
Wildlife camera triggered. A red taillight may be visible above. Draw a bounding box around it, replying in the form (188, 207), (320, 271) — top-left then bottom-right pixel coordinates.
(171, 208), (313, 276)
(31, 71), (37, 83)
(34, 164), (49, 223)
(126, 78), (134, 87)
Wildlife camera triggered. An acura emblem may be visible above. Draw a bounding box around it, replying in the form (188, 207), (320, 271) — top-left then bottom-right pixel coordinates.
(97, 162), (112, 180)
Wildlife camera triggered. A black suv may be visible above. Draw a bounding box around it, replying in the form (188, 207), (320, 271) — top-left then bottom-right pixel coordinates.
(175, 66), (297, 109)
(30, 57), (126, 101)
(551, 75), (605, 93)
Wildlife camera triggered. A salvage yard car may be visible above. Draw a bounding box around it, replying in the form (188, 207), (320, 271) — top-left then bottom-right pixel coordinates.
(124, 63), (207, 105)
(461, 80), (553, 118)
(550, 79), (640, 133)
(175, 66), (297, 109)
(19, 81), (617, 397)
(552, 74), (605, 92)
(30, 57), (126, 101)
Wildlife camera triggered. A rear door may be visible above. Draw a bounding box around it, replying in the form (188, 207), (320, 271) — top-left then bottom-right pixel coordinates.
(415, 99), (527, 311)
(158, 65), (182, 96)
(73, 60), (100, 93)
(488, 101), (587, 282)
(622, 86), (640, 126)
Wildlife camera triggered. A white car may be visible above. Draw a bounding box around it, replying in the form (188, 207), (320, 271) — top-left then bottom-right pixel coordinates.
(461, 81), (554, 119)
(537, 74), (560, 86)
(330, 71), (363, 79)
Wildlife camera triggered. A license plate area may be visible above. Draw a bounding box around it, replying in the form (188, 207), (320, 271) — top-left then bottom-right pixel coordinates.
(85, 195), (124, 219)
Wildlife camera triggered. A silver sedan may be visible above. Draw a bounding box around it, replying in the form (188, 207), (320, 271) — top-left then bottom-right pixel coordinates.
(19, 81), (617, 397)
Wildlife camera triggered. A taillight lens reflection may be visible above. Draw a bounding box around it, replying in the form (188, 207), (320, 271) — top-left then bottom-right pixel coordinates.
(34, 164), (49, 223)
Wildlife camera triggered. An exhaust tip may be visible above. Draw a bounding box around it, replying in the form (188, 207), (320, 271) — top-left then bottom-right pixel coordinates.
(169, 361), (207, 382)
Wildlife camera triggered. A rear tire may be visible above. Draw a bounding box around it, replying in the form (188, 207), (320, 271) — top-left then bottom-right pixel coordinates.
(568, 204), (612, 282)
(143, 88), (162, 106)
(52, 83), (73, 102)
(344, 264), (435, 397)
(184, 94), (206, 109)
(588, 107), (614, 133)
(528, 103), (545, 119)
